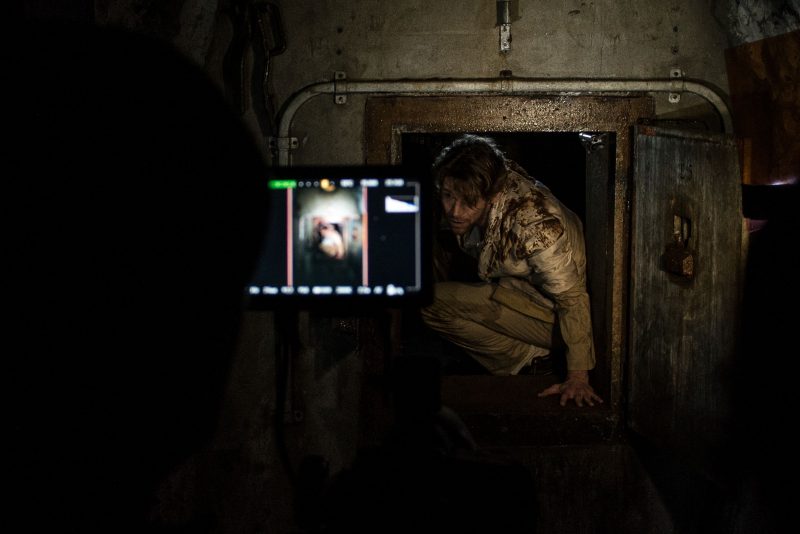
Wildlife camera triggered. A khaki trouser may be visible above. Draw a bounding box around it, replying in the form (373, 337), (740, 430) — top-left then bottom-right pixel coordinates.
(420, 281), (557, 376)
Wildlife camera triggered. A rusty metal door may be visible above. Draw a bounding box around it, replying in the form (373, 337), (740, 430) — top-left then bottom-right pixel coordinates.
(628, 125), (743, 473)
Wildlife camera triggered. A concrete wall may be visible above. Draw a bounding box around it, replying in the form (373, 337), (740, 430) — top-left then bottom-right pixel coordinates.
(272, 0), (733, 165)
(90, 1), (799, 164)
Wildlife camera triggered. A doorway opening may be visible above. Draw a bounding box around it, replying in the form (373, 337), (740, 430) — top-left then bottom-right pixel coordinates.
(359, 95), (653, 446)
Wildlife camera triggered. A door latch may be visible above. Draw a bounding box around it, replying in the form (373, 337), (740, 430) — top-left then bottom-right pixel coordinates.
(663, 214), (694, 280)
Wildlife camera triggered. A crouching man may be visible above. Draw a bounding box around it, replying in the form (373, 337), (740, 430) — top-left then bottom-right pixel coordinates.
(421, 134), (602, 407)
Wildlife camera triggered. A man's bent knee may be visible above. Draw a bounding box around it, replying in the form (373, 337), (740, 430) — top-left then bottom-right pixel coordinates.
(421, 281), (495, 325)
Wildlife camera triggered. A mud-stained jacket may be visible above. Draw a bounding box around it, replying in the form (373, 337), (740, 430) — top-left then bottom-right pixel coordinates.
(457, 162), (596, 371)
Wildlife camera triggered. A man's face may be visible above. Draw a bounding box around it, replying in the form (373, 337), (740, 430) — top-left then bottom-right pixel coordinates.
(440, 177), (489, 236)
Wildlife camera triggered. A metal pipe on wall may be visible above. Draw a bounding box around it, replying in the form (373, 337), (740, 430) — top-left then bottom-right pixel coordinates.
(275, 77), (733, 166)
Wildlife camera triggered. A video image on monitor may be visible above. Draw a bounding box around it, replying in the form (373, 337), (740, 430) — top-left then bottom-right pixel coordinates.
(293, 185), (363, 287)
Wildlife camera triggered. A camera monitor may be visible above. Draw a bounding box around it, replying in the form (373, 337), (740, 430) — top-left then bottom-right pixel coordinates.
(245, 166), (432, 310)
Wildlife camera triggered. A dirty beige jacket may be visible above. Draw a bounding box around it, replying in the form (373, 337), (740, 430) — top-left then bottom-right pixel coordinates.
(458, 162), (596, 371)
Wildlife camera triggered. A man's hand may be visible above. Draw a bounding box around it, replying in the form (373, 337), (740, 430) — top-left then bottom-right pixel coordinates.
(538, 370), (603, 407)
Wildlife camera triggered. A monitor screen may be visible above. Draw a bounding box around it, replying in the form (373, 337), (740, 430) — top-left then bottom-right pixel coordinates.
(245, 166), (432, 310)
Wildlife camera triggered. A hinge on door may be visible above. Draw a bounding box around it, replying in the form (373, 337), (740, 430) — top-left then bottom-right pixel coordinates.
(579, 132), (608, 152)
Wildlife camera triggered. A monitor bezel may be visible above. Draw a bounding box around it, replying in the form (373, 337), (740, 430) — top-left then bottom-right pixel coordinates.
(244, 165), (434, 312)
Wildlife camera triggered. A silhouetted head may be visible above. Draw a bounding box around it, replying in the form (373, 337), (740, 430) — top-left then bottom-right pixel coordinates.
(8, 19), (268, 531)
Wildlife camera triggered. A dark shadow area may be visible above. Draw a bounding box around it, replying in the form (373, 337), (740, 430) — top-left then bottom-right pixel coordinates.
(7, 18), (268, 533)
(296, 355), (538, 533)
(310, 315), (360, 379)
(625, 433), (734, 534)
(727, 183), (800, 532)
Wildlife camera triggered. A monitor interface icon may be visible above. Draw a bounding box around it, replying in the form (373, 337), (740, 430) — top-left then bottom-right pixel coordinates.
(246, 168), (430, 309)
